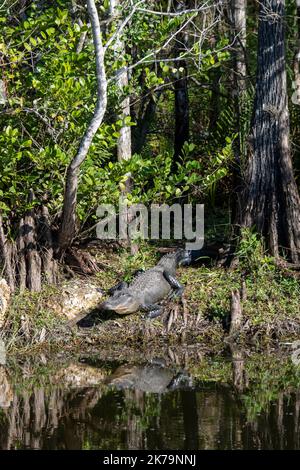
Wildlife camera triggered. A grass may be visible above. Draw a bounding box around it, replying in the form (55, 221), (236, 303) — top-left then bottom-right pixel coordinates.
(180, 265), (300, 340)
(2, 233), (300, 354)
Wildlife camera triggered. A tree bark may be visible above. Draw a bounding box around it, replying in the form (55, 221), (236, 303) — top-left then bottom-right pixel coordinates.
(133, 91), (161, 154)
(230, 0), (247, 95)
(0, 215), (15, 292)
(173, 1), (189, 170)
(17, 218), (26, 292)
(22, 213), (42, 292)
(229, 0), (247, 221)
(229, 289), (242, 336)
(38, 206), (57, 284)
(174, 63), (189, 164)
(292, 0), (300, 105)
(59, 0), (107, 251)
(238, 0), (300, 263)
(110, 0), (132, 162)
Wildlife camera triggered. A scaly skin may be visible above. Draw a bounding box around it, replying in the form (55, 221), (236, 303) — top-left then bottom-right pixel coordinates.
(68, 249), (191, 326)
(101, 250), (189, 315)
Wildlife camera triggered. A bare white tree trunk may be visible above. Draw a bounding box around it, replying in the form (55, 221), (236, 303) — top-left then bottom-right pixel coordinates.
(59, 0), (107, 250)
(110, 0), (132, 162)
(230, 0), (247, 221)
(231, 0), (247, 92)
(0, 80), (7, 105)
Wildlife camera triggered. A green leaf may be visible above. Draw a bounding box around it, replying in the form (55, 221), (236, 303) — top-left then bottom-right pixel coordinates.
(30, 37), (37, 46)
(46, 27), (55, 36)
(22, 140), (32, 147)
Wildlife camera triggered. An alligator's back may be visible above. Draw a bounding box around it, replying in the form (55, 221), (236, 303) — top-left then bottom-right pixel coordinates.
(100, 251), (186, 315)
(127, 267), (172, 305)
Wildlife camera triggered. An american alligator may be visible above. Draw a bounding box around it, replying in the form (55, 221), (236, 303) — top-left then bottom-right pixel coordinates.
(69, 249), (191, 326)
(106, 364), (193, 393)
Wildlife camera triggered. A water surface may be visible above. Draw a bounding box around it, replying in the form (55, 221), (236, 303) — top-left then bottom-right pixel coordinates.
(0, 351), (299, 450)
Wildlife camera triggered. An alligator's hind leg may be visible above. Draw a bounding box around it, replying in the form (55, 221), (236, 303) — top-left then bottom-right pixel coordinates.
(163, 272), (184, 299)
(141, 304), (163, 319)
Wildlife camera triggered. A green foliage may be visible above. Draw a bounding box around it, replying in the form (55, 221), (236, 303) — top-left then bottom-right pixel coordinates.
(235, 228), (276, 274)
(0, 0), (233, 226)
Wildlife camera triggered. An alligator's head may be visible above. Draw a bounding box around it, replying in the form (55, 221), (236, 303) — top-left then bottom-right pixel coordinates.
(179, 249), (205, 265)
(157, 249), (192, 275)
(176, 249), (192, 266)
(101, 292), (140, 315)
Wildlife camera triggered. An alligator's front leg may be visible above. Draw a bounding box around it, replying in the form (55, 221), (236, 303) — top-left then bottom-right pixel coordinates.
(163, 271), (184, 299)
(141, 304), (163, 319)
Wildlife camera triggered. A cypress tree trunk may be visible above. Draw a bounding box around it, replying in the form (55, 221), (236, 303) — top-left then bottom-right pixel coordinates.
(239, 0), (300, 263)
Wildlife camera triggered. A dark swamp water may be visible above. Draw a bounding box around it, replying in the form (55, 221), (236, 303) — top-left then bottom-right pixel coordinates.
(1, 348), (300, 450)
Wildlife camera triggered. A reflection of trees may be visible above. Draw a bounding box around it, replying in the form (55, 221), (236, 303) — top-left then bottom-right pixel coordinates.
(0, 386), (105, 449)
(0, 361), (300, 449)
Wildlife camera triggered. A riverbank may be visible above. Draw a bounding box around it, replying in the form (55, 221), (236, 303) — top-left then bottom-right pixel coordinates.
(1, 243), (300, 356)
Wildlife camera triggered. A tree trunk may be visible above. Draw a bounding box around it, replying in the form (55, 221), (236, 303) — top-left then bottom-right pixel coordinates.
(230, 0), (247, 96)
(229, 288), (242, 336)
(133, 91), (161, 154)
(110, 0), (132, 162)
(239, 0), (300, 263)
(22, 212), (42, 292)
(38, 205), (57, 284)
(292, 0), (300, 105)
(174, 63), (189, 164)
(0, 215), (15, 292)
(229, 0), (247, 221)
(117, 71), (132, 162)
(17, 218), (26, 292)
(173, 1), (189, 170)
(208, 63), (221, 133)
(59, 0), (107, 251)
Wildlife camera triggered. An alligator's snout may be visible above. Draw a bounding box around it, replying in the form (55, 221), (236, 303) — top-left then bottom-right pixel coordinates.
(101, 294), (140, 315)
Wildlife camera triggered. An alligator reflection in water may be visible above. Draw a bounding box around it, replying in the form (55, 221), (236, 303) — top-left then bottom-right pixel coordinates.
(0, 357), (300, 449)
